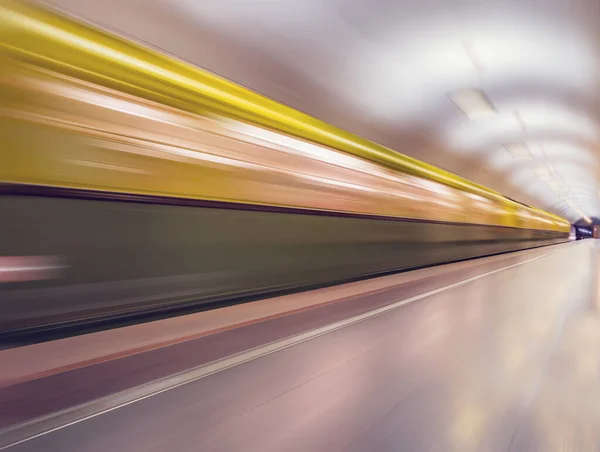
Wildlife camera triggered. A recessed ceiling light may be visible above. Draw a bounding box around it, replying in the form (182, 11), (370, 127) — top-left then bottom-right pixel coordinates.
(448, 89), (496, 120)
(504, 143), (532, 160)
(534, 166), (553, 180)
(548, 180), (562, 190)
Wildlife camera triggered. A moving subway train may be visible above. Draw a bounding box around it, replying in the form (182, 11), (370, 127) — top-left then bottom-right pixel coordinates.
(0, 2), (570, 336)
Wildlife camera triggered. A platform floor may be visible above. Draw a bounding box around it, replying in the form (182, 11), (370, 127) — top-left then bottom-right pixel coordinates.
(1, 240), (598, 451)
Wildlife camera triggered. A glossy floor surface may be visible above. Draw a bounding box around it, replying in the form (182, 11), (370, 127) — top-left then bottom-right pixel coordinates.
(2, 240), (599, 451)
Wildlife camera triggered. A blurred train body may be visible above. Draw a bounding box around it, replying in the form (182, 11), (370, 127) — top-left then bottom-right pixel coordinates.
(0, 2), (570, 335)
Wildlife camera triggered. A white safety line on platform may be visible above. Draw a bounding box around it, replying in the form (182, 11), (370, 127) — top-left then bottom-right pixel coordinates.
(0, 244), (569, 450)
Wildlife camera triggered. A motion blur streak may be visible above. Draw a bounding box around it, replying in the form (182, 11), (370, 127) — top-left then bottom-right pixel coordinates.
(0, 257), (63, 283)
(0, 1), (568, 335)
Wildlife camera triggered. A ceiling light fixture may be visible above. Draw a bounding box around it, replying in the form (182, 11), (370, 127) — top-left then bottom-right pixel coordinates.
(548, 180), (562, 190)
(504, 143), (532, 160)
(448, 89), (496, 120)
(534, 166), (553, 180)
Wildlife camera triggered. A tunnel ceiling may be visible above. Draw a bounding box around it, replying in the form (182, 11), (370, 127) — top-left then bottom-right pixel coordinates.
(44, 0), (600, 224)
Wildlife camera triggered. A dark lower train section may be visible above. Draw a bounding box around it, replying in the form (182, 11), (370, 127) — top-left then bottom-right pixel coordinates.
(0, 194), (568, 336)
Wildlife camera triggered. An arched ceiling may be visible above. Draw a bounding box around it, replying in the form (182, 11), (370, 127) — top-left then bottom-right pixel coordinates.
(43, 0), (600, 224)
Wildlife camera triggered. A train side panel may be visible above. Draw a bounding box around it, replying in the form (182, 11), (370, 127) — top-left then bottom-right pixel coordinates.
(0, 194), (566, 335)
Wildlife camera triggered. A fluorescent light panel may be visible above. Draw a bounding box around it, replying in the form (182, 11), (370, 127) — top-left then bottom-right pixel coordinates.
(548, 180), (562, 190)
(449, 89), (496, 120)
(534, 166), (553, 180)
(504, 143), (532, 160)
